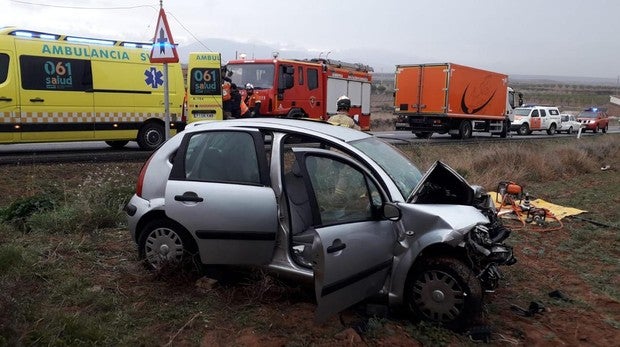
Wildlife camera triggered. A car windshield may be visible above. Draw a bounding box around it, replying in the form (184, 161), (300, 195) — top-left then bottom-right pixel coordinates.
(514, 108), (532, 116)
(578, 111), (597, 118)
(350, 137), (423, 199)
(227, 63), (275, 90)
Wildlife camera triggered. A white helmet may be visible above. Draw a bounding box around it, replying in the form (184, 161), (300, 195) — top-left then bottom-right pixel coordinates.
(245, 83), (254, 90)
(336, 95), (351, 111)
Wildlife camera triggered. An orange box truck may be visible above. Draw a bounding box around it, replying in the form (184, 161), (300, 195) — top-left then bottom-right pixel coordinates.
(393, 63), (523, 139)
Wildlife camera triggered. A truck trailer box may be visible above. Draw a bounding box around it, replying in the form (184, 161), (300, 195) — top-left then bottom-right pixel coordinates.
(394, 63), (509, 119)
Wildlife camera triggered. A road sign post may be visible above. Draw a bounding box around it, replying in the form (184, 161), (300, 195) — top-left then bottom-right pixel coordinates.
(149, 6), (179, 142)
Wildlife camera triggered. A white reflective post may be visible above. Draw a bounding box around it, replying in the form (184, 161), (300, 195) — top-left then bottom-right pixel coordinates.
(164, 62), (170, 141)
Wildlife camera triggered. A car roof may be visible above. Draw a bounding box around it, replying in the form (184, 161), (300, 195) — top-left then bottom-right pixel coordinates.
(184, 118), (372, 143)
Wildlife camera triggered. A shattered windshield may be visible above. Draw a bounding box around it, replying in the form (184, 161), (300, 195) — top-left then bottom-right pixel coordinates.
(227, 63), (275, 90)
(351, 137), (423, 199)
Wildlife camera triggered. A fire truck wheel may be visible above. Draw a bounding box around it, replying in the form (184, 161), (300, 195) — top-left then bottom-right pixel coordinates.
(414, 132), (432, 139)
(105, 140), (129, 149)
(137, 122), (165, 151)
(287, 109), (305, 118)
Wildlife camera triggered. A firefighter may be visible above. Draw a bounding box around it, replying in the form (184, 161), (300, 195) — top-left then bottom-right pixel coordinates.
(328, 95), (359, 130)
(222, 76), (232, 119)
(244, 83), (259, 117)
(230, 83), (242, 118)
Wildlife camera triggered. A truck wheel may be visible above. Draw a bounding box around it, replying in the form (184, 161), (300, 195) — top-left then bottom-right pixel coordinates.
(105, 140), (129, 149)
(405, 256), (483, 330)
(500, 120), (510, 138)
(517, 123), (529, 136)
(546, 123), (557, 135)
(414, 132), (433, 139)
(137, 122), (165, 151)
(458, 120), (472, 139)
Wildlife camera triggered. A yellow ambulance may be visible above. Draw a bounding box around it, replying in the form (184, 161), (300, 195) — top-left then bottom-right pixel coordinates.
(0, 28), (185, 150)
(186, 52), (224, 122)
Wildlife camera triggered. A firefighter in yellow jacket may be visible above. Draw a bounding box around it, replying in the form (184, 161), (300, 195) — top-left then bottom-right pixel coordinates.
(328, 95), (360, 130)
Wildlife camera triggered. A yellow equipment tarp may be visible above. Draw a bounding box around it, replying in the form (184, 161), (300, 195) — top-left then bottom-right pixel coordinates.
(490, 192), (587, 220)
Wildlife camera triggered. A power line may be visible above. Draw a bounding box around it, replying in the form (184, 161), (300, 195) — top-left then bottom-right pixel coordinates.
(10, 0), (155, 11)
(166, 11), (212, 52)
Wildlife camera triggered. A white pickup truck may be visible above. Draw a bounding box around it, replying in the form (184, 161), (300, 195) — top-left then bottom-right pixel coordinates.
(510, 106), (562, 135)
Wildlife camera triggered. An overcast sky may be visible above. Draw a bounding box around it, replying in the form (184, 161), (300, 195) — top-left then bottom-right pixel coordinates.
(2, 0), (619, 78)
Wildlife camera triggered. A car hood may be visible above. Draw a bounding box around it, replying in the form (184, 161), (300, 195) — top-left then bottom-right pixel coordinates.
(407, 161), (474, 205)
(398, 203), (489, 242)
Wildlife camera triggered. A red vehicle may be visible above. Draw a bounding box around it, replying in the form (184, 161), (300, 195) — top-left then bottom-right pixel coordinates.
(577, 107), (609, 133)
(226, 57), (373, 130)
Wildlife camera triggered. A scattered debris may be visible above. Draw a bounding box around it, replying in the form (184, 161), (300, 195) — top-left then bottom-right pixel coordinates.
(600, 165), (611, 171)
(549, 290), (572, 302)
(510, 301), (546, 317)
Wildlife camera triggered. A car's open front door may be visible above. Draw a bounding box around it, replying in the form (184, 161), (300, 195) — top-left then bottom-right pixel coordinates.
(165, 129), (277, 265)
(291, 149), (397, 321)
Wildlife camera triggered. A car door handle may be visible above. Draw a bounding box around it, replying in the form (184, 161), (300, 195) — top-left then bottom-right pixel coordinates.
(0, 97), (12, 102)
(30, 97), (45, 102)
(327, 241), (346, 253)
(174, 192), (204, 203)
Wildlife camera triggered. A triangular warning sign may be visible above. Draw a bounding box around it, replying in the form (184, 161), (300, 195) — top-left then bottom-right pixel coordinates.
(150, 8), (179, 63)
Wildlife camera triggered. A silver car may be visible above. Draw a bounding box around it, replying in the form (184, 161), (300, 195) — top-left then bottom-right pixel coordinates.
(124, 118), (515, 329)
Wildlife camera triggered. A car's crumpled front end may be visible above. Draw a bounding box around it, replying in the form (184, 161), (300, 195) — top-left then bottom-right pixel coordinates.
(404, 161), (517, 291)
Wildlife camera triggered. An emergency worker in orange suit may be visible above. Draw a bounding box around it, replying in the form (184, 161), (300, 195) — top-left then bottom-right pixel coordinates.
(244, 83), (260, 117)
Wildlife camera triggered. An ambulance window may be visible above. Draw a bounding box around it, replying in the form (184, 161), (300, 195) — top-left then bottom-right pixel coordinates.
(307, 68), (318, 90)
(190, 68), (221, 95)
(298, 66), (303, 85)
(19, 56), (93, 91)
(0, 54), (8, 84)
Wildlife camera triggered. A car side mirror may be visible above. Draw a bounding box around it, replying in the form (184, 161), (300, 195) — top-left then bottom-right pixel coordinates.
(382, 202), (401, 221)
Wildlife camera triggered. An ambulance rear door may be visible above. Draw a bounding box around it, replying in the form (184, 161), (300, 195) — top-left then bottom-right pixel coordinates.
(186, 52), (223, 123)
(0, 44), (18, 143)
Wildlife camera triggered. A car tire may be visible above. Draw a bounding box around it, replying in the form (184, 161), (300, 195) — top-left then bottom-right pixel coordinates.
(105, 140), (129, 149)
(137, 122), (165, 151)
(405, 256), (483, 330)
(138, 219), (199, 271)
(517, 123), (529, 136)
(567, 126), (573, 135)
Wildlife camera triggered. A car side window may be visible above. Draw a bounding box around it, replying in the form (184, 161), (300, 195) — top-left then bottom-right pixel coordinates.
(540, 109), (547, 117)
(305, 155), (376, 225)
(531, 110), (539, 118)
(185, 131), (261, 184)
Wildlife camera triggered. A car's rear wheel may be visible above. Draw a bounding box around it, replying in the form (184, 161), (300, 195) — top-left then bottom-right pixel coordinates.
(405, 256), (483, 330)
(138, 219), (198, 270)
(567, 126), (573, 134)
(546, 123), (556, 135)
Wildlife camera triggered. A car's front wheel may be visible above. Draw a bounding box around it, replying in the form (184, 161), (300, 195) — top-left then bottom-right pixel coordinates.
(517, 123), (529, 135)
(138, 219), (198, 270)
(567, 126), (573, 134)
(405, 256), (482, 330)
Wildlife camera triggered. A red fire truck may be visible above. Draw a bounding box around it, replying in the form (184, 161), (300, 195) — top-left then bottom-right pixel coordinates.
(225, 57), (373, 130)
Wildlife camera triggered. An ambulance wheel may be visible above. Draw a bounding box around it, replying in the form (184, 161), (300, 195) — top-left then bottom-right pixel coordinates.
(105, 140), (129, 149)
(137, 123), (165, 151)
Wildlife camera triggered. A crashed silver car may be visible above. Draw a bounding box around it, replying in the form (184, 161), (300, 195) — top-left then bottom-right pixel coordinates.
(124, 118), (515, 328)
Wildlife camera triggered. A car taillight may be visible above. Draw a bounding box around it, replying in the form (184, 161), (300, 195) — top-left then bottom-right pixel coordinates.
(136, 154), (154, 197)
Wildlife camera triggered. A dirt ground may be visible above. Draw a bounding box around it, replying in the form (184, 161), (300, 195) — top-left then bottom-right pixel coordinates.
(1, 150), (619, 346)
